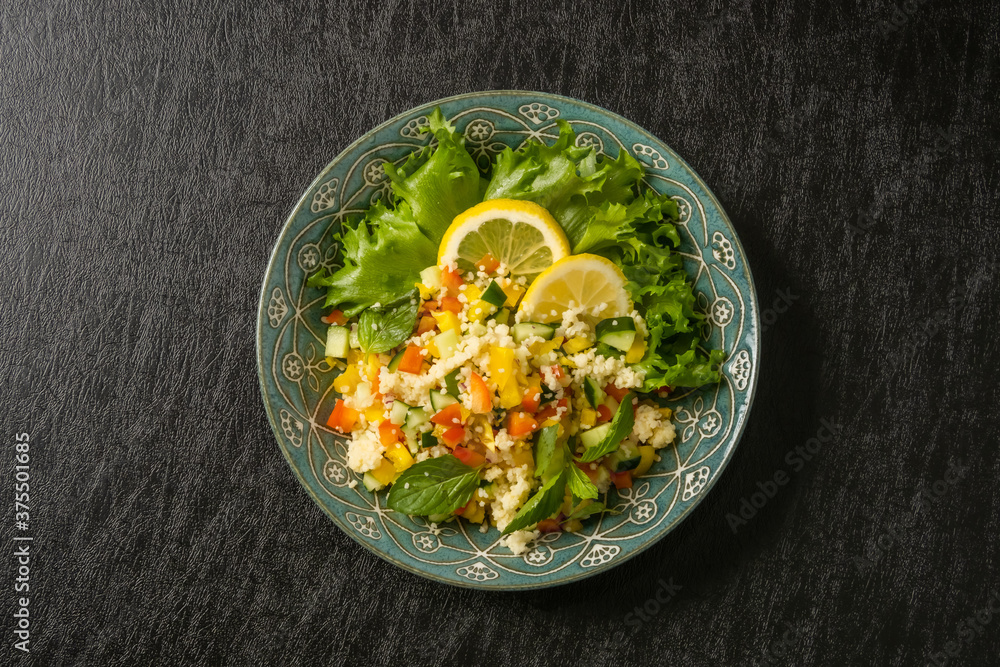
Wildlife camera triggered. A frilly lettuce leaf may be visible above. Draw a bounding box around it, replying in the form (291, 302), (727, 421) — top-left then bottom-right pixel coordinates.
(307, 109), (481, 316)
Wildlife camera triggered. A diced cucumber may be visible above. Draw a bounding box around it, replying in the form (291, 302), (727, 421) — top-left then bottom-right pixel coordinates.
(493, 308), (510, 325)
(444, 369), (461, 399)
(363, 472), (384, 492)
(419, 265), (442, 290)
(511, 322), (556, 343)
(387, 348), (406, 372)
(433, 329), (460, 359)
(420, 431), (439, 449)
(349, 326), (360, 349)
(403, 428), (419, 454)
(404, 406), (429, 431)
(389, 400), (410, 426)
(325, 325), (350, 359)
(579, 423), (612, 450)
(427, 513), (452, 523)
(607, 443), (641, 472)
(583, 376), (605, 408)
(481, 280), (507, 307)
(596, 317), (637, 352)
(430, 390), (459, 412)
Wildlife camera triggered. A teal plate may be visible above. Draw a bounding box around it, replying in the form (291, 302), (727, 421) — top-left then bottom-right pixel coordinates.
(257, 91), (759, 589)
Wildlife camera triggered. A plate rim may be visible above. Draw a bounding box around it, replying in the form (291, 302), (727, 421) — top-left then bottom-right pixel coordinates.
(256, 90), (761, 590)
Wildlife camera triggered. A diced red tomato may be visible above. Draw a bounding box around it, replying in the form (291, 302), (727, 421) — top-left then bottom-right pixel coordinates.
(519, 385), (541, 413)
(431, 403), (464, 427)
(604, 383), (630, 403)
(475, 252), (501, 274)
(453, 446), (486, 468)
(439, 296), (463, 313)
(326, 399), (359, 433)
(596, 404), (613, 423)
(416, 315), (437, 335)
(610, 470), (633, 490)
(442, 266), (464, 293)
(656, 386), (673, 397)
(378, 420), (402, 446)
(397, 344), (424, 374)
(507, 411), (539, 437)
(536, 518), (561, 533)
(441, 425), (465, 447)
(321, 309), (348, 325)
(468, 372), (493, 414)
(421, 300), (438, 313)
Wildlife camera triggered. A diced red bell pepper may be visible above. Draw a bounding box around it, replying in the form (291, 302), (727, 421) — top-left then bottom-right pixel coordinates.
(397, 344), (424, 374)
(596, 404), (613, 423)
(610, 470), (633, 490)
(604, 383), (630, 403)
(321, 309), (348, 325)
(326, 399), (359, 433)
(430, 403), (464, 427)
(416, 315), (437, 335)
(536, 518), (562, 533)
(439, 296), (463, 313)
(441, 425), (465, 447)
(468, 372), (493, 414)
(507, 411), (539, 437)
(421, 300), (438, 314)
(378, 420), (402, 446)
(453, 446), (486, 468)
(520, 385), (541, 413)
(442, 266), (465, 293)
(536, 398), (569, 424)
(475, 252), (501, 274)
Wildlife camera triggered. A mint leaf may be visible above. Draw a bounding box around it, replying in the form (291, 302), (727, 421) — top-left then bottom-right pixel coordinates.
(502, 469), (567, 535)
(567, 500), (619, 522)
(532, 424), (561, 479)
(567, 463), (599, 500)
(580, 393), (635, 462)
(386, 455), (482, 516)
(357, 289), (419, 354)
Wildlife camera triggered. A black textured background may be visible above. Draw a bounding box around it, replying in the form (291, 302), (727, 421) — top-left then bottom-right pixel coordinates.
(2, 1), (998, 665)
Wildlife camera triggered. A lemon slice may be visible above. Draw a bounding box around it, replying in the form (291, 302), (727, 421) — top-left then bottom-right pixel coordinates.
(519, 254), (633, 324)
(438, 199), (570, 276)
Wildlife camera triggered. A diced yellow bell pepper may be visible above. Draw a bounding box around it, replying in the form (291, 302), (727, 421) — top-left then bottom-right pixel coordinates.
(432, 310), (461, 333)
(385, 443), (414, 472)
(467, 299), (495, 323)
(499, 375), (522, 409)
(478, 416), (496, 452)
(563, 518), (583, 533)
(633, 445), (656, 477)
(347, 349), (364, 366)
(562, 336), (592, 354)
(370, 458), (397, 486)
(557, 355), (576, 369)
(333, 363), (362, 395)
(364, 405), (384, 424)
(510, 446), (534, 469)
(425, 337), (440, 358)
(366, 353), (381, 382)
(463, 501), (486, 524)
(580, 408), (597, 428)
(463, 284), (483, 303)
(489, 346), (515, 390)
(416, 282), (433, 300)
(625, 334), (647, 364)
(500, 280), (526, 307)
(530, 336), (564, 357)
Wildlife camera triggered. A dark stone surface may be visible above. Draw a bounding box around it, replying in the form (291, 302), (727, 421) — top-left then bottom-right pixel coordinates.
(1, 0), (998, 664)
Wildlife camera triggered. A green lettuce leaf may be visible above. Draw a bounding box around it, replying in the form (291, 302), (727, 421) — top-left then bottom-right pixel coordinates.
(308, 109), (481, 316)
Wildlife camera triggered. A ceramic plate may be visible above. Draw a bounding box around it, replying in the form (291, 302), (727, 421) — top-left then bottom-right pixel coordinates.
(257, 91), (759, 589)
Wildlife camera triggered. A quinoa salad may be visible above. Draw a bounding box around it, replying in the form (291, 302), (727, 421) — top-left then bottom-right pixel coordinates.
(308, 109), (723, 554)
